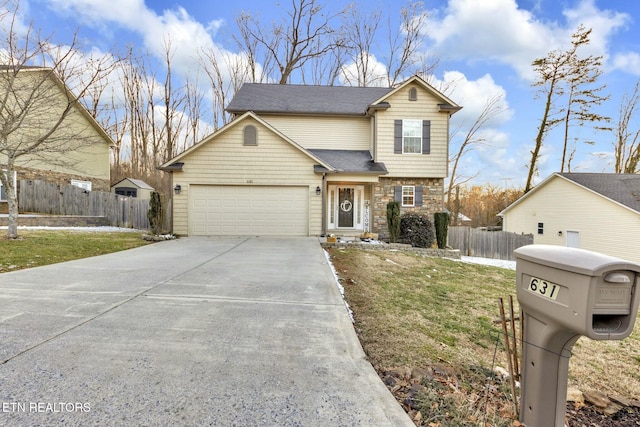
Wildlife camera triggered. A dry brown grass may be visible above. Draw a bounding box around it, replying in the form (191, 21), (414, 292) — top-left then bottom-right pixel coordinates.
(328, 248), (640, 404)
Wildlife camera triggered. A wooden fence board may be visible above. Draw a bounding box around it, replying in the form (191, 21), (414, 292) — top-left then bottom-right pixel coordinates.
(448, 226), (533, 261)
(18, 179), (165, 231)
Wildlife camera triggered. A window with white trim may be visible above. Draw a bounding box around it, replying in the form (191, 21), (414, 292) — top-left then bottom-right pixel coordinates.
(402, 119), (422, 154)
(402, 186), (415, 207)
(71, 180), (92, 191)
(0, 170), (17, 201)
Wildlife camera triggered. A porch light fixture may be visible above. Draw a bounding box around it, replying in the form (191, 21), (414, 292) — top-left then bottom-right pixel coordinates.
(174, 184), (181, 195)
(316, 186), (321, 195)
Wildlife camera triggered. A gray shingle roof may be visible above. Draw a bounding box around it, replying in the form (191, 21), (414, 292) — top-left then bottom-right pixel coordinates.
(309, 149), (388, 174)
(560, 173), (640, 212)
(226, 83), (393, 115)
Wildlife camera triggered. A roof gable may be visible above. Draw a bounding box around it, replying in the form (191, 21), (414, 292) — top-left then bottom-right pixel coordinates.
(2, 67), (116, 147)
(159, 111), (334, 171)
(559, 173), (640, 213)
(501, 173), (640, 215)
(112, 178), (154, 190)
(372, 75), (461, 113)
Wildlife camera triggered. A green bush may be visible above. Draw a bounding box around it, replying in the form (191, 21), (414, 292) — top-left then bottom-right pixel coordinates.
(400, 213), (435, 248)
(434, 211), (450, 249)
(386, 201), (401, 243)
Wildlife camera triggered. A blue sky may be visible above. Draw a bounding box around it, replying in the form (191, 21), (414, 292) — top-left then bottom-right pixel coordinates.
(14, 0), (640, 188)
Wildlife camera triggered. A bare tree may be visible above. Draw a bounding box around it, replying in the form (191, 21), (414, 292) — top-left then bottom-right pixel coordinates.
(339, 3), (381, 86)
(560, 26), (610, 172)
(613, 80), (640, 173)
(0, 4), (115, 238)
(199, 47), (238, 128)
(234, 0), (346, 84)
(338, 1), (435, 87)
(384, 0), (434, 86)
(446, 94), (508, 212)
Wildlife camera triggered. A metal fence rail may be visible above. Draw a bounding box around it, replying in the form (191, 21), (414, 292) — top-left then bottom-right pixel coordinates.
(448, 226), (533, 260)
(18, 179), (162, 230)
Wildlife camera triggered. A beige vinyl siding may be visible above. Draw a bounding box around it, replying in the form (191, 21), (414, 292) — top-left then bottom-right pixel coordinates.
(2, 71), (111, 181)
(375, 86), (449, 178)
(503, 176), (640, 263)
(171, 116), (323, 236)
(260, 115), (371, 150)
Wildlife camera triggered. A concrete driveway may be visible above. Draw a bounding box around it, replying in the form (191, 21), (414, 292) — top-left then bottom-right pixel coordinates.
(0, 237), (413, 426)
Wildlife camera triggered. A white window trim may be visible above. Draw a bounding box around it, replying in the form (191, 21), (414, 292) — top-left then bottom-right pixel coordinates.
(0, 170), (17, 201)
(402, 119), (422, 154)
(71, 179), (92, 191)
(402, 185), (415, 207)
(327, 185), (365, 230)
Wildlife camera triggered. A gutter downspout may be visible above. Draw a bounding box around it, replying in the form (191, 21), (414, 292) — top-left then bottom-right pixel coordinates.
(321, 173), (327, 236)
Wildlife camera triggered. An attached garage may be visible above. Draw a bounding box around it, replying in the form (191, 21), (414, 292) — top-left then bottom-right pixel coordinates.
(190, 185), (309, 236)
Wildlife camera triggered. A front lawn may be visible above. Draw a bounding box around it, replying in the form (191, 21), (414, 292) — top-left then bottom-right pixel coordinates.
(0, 230), (153, 273)
(328, 248), (640, 426)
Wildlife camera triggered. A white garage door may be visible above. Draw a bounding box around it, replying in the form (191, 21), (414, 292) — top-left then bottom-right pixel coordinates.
(190, 185), (309, 236)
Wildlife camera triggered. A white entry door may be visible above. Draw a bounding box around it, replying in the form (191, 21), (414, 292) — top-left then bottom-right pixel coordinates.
(566, 230), (580, 248)
(327, 185), (364, 230)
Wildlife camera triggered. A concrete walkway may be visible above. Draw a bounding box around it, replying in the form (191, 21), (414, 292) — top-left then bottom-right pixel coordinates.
(0, 237), (413, 426)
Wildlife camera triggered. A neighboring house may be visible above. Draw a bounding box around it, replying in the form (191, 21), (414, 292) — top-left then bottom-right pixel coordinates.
(0, 66), (113, 213)
(159, 75), (461, 237)
(111, 178), (155, 199)
(500, 172), (640, 263)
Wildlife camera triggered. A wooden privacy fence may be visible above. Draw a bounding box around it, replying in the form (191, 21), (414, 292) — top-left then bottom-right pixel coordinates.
(18, 179), (170, 231)
(448, 226), (533, 261)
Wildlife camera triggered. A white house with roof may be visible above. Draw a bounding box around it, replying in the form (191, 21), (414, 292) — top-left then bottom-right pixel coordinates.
(111, 178), (155, 199)
(159, 75), (461, 237)
(500, 173), (640, 264)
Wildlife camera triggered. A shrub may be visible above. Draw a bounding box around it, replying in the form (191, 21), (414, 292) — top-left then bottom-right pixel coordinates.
(386, 201), (401, 243)
(400, 213), (435, 248)
(434, 211), (450, 249)
(147, 191), (163, 235)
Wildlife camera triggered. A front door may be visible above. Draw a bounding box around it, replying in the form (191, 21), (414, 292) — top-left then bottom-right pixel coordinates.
(327, 185), (364, 230)
(338, 187), (355, 227)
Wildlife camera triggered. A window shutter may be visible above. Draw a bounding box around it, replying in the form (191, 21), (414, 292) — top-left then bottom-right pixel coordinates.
(394, 120), (403, 154)
(422, 120), (431, 154)
(394, 185), (402, 202)
(415, 186), (423, 206)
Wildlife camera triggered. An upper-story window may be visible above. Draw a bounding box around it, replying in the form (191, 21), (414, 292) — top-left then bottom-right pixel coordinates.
(394, 119), (431, 155)
(408, 87), (418, 101)
(402, 119), (422, 154)
(243, 125), (257, 146)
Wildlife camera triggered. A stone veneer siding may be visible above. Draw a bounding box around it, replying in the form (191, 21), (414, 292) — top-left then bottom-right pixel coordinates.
(372, 177), (444, 238)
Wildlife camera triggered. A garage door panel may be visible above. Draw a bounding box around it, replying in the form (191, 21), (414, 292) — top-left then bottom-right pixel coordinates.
(190, 185), (308, 236)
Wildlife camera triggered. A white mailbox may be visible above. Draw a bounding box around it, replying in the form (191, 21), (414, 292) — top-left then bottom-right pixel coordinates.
(514, 245), (640, 427)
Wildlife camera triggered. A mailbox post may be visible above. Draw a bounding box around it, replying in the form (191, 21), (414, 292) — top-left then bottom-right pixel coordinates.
(514, 245), (640, 427)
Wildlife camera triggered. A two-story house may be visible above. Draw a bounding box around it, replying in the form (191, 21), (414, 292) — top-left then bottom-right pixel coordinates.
(159, 75), (461, 237)
(0, 66), (113, 213)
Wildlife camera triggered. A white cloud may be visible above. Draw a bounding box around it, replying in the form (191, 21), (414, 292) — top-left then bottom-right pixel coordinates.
(339, 52), (389, 87)
(426, 0), (630, 80)
(435, 70), (513, 128)
(41, 0), (224, 79)
(611, 52), (640, 76)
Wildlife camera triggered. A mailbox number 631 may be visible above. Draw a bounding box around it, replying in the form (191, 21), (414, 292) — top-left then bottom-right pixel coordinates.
(528, 277), (560, 300)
